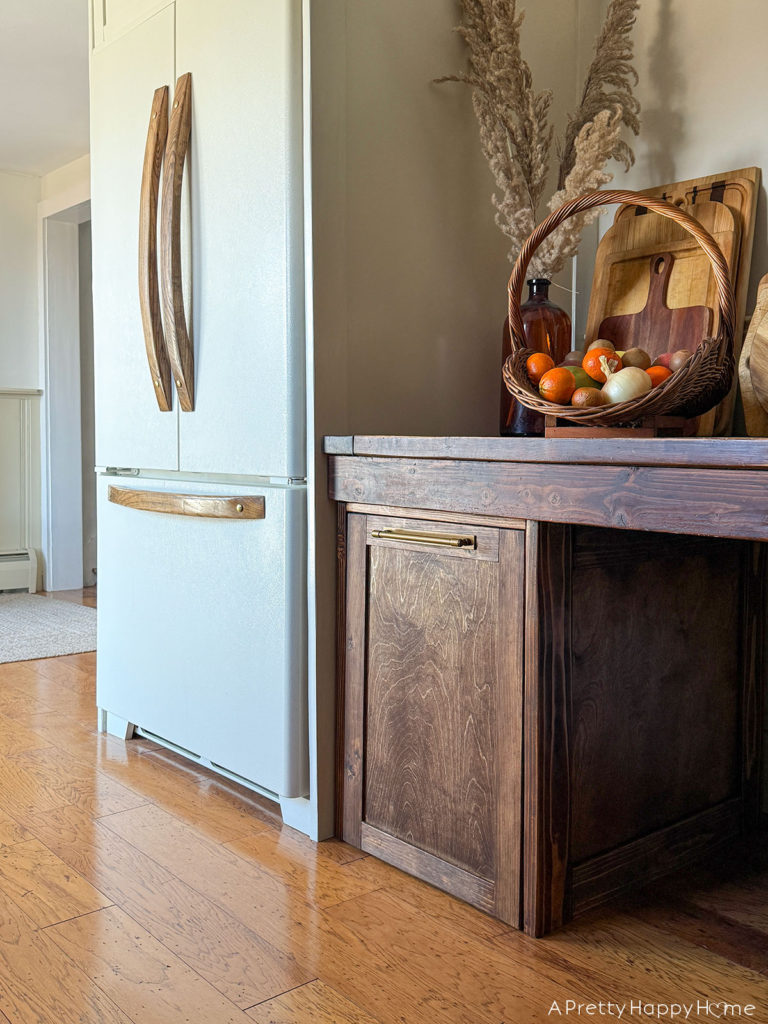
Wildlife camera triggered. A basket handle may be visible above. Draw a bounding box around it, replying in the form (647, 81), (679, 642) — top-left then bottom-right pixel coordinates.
(507, 189), (736, 359)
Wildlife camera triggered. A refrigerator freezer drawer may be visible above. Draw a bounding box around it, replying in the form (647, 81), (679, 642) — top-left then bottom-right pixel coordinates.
(96, 475), (307, 798)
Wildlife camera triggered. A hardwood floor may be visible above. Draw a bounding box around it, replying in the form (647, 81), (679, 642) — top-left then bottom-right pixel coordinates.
(0, 628), (766, 1019)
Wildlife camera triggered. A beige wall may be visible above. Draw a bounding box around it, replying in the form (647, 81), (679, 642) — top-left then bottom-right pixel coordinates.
(0, 172), (40, 388)
(583, 0), (768, 325)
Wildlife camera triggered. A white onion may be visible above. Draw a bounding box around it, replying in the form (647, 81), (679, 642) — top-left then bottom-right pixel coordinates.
(599, 355), (652, 404)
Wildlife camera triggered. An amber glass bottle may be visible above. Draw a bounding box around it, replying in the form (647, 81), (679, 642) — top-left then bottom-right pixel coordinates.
(500, 278), (572, 436)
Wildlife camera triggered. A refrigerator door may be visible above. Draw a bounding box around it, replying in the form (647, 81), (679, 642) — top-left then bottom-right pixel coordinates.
(96, 474), (308, 798)
(175, 0), (305, 478)
(91, 7), (179, 471)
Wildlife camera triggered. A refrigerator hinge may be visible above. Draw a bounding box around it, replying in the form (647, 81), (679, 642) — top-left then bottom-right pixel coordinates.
(105, 467), (140, 476)
(287, 477), (307, 486)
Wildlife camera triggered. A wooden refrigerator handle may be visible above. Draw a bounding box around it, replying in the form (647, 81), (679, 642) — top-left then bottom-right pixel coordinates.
(108, 486), (265, 520)
(138, 85), (172, 411)
(161, 72), (195, 411)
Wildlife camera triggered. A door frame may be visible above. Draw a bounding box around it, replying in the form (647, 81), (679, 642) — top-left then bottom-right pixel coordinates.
(39, 185), (91, 591)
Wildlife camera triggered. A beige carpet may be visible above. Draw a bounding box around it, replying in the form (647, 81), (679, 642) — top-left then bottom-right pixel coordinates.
(0, 593), (97, 664)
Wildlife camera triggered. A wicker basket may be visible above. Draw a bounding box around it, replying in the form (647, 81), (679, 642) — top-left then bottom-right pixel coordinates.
(502, 189), (736, 426)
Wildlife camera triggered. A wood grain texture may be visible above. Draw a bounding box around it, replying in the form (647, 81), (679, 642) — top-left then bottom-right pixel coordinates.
(0, 885), (132, 1024)
(571, 800), (743, 915)
(522, 521), (571, 937)
(363, 539), (500, 879)
(325, 434), (768, 468)
(0, 837), (112, 927)
(330, 455), (768, 542)
(108, 485), (265, 519)
(597, 251), (713, 360)
(247, 980), (382, 1024)
(341, 513), (367, 848)
(27, 805), (310, 1009)
(0, 622), (766, 1020)
(160, 72), (194, 411)
(48, 906), (250, 1024)
(138, 84), (172, 411)
(739, 273), (768, 436)
(569, 528), (743, 861)
(360, 823), (496, 913)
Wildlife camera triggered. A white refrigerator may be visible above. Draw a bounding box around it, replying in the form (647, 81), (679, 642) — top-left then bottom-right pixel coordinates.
(90, 0), (309, 805)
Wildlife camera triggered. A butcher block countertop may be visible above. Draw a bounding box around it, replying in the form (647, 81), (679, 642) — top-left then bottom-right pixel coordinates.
(325, 436), (768, 541)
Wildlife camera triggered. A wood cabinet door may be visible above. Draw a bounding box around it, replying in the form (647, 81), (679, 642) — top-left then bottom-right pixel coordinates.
(342, 513), (525, 926)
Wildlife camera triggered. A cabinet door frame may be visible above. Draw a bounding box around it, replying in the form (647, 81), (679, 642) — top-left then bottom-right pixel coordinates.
(339, 508), (525, 926)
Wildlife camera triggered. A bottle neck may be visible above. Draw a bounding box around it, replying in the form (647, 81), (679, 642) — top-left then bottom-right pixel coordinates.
(527, 278), (551, 300)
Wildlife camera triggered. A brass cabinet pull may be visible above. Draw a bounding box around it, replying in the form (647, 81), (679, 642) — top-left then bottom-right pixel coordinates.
(160, 72), (194, 411)
(138, 85), (171, 411)
(108, 486), (265, 520)
(371, 528), (475, 548)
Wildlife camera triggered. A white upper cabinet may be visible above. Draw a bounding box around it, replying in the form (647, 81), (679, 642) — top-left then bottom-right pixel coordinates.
(91, 6), (179, 471)
(175, 0), (305, 478)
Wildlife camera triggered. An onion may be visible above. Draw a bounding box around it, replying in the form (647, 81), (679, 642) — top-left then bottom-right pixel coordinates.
(599, 355), (652, 404)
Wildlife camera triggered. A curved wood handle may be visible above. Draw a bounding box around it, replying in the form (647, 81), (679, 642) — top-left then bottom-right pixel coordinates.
(108, 486), (265, 520)
(161, 72), (194, 411)
(138, 86), (172, 411)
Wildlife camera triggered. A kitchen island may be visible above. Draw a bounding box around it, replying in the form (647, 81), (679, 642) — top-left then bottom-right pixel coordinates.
(326, 436), (767, 936)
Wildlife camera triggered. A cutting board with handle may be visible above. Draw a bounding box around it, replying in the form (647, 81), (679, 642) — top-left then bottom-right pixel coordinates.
(738, 273), (768, 435)
(597, 252), (713, 362)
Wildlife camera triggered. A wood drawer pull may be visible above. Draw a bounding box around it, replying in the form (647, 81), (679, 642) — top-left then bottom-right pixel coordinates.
(371, 528), (475, 549)
(161, 72), (194, 411)
(108, 486), (265, 520)
(138, 85), (171, 411)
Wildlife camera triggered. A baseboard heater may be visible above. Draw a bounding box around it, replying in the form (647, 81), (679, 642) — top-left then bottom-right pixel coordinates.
(0, 549), (38, 593)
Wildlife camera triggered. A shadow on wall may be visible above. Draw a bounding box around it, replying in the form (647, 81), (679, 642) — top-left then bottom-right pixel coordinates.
(639, 0), (684, 185)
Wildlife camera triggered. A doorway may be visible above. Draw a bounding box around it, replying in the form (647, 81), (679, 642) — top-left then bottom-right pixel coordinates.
(41, 199), (95, 594)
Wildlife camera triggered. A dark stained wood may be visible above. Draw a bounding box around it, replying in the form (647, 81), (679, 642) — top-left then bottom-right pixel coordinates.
(741, 543), (766, 829)
(360, 824), (496, 914)
(341, 513), (367, 848)
(494, 529), (524, 927)
(597, 251), (713, 360)
(329, 455), (768, 542)
(335, 503), (348, 839)
(364, 538), (500, 879)
(571, 800), (743, 915)
(523, 522), (571, 937)
(569, 528), (743, 862)
(341, 515), (524, 925)
(330, 442), (766, 936)
(323, 435), (768, 469)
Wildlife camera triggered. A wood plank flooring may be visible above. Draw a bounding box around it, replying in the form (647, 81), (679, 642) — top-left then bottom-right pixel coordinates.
(0, 594), (766, 1020)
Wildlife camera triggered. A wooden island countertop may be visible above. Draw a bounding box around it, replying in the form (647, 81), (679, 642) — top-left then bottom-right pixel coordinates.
(325, 436), (768, 542)
(326, 435), (767, 935)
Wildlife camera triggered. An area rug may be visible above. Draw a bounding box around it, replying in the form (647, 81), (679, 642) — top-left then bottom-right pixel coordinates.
(0, 594), (97, 664)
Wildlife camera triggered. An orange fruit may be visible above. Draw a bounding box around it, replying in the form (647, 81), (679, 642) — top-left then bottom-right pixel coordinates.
(539, 367), (576, 405)
(583, 347), (622, 383)
(526, 352), (555, 385)
(646, 365), (672, 388)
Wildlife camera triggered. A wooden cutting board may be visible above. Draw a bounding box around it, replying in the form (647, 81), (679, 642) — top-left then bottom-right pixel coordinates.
(585, 168), (760, 435)
(738, 273), (768, 436)
(597, 253), (712, 360)
(586, 200), (739, 340)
